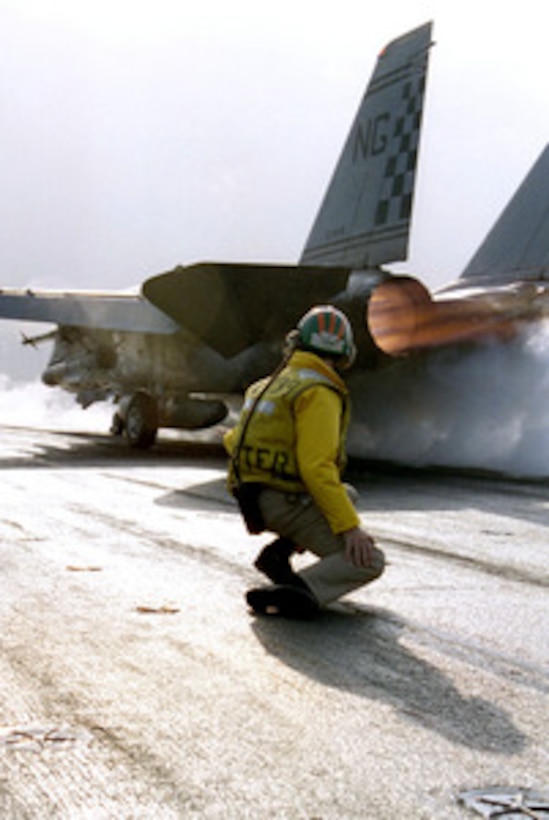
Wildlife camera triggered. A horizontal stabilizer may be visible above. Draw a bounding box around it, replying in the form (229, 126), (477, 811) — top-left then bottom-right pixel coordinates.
(0, 288), (179, 333)
(143, 263), (350, 356)
(461, 144), (549, 283)
(300, 22), (432, 269)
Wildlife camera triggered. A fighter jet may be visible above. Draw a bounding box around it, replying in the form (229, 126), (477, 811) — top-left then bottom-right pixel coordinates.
(1, 21), (548, 448)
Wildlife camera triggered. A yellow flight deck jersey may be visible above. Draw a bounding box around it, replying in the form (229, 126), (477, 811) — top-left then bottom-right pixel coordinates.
(224, 350), (360, 534)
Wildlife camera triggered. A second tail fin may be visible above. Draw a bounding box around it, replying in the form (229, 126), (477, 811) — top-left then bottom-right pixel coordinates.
(460, 144), (549, 284)
(300, 22), (433, 269)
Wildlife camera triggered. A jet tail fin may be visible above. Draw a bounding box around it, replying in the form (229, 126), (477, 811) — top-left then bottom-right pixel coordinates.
(461, 144), (549, 284)
(300, 22), (433, 269)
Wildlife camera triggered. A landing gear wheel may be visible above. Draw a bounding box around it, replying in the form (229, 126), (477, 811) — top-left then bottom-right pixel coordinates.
(124, 392), (158, 449)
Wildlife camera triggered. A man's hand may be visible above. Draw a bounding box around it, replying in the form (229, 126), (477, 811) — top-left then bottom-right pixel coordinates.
(343, 527), (376, 568)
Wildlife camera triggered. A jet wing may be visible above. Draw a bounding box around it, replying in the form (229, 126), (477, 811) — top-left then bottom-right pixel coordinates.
(0, 288), (179, 334)
(142, 263), (351, 356)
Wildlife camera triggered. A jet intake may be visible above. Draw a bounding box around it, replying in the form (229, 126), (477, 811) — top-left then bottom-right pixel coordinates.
(42, 358), (96, 387)
(366, 275), (536, 355)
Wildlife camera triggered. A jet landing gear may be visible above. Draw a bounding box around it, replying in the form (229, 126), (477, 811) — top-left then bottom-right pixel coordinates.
(111, 391), (228, 448)
(113, 391), (159, 449)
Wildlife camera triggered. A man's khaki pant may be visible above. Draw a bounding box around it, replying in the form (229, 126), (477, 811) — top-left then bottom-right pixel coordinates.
(258, 488), (385, 607)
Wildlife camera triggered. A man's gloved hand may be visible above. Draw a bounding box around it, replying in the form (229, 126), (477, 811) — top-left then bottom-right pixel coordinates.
(343, 526), (376, 568)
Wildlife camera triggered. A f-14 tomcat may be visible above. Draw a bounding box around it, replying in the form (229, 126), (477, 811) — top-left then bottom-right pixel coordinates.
(1, 21), (549, 448)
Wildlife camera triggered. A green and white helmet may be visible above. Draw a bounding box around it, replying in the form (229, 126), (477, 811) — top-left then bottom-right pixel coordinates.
(296, 305), (356, 363)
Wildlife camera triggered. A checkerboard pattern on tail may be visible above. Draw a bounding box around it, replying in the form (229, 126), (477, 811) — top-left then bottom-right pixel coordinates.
(374, 76), (426, 228)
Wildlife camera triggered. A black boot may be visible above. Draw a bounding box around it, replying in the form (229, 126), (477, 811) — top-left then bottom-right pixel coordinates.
(246, 584), (319, 619)
(254, 537), (305, 588)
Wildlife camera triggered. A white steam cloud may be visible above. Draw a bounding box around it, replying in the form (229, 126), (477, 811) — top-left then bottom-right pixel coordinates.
(0, 375), (111, 433)
(348, 324), (549, 478)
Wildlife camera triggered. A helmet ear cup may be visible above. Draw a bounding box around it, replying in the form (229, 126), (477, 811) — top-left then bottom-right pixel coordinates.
(285, 329), (300, 349)
(338, 341), (357, 371)
(283, 329), (301, 356)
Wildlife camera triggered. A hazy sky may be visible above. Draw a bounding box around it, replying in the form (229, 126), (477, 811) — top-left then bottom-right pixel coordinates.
(1, 0), (549, 293)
